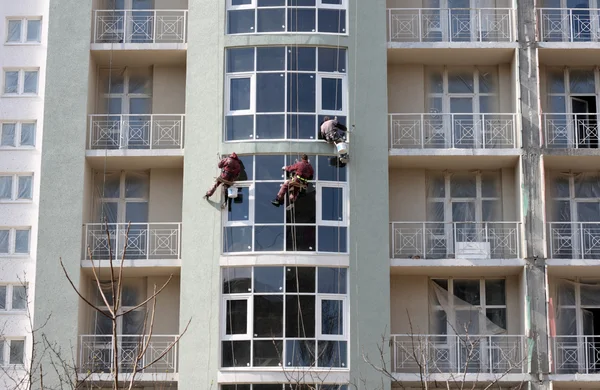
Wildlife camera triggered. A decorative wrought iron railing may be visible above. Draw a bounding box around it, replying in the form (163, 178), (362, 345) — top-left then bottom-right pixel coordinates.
(543, 113), (599, 149)
(392, 334), (526, 374)
(88, 114), (185, 150)
(551, 335), (600, 374)
(93, 9), (187, 44)
(548, 222), (600, 260)
(538, 8), (600, 42)
(83, 223), (181, 261)
(390, 222), (522, 260)
(79, 335), (178, 374)
(387, 8), (515, 42)
(389, 113), (518, 149)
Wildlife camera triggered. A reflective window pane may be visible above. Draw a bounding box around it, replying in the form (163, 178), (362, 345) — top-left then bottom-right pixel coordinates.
(287, 185), (316, 223)
(454, 279), (481, 305)
(4, 71), (19, 94)
(257, 47), (285, 71)
(288, 47), (316, 71)
(1, 123), (16, 146)
(286, 340), (315, 367)
(318, 9), (346, 33)
(485, 280), (506, 305)
(228, 10), (255, 34)
(18, 176), (33, 200)
(287, 114), (316, 139)
(23, 71), (38, 94)
(318, 267), (347, 294)
(224, 227), (253, 252)
(230, 78), (251, 111)
(222, 385), (251, 390)
(227, 187), (250, 221)
(256, 73), (285, 112)
(0, 287), (6, 309)
(254, 267), (283, 292)
(226, 300), (248, 335)
(7, 20), (21, 42)
(226, 115), (254, 140)
(321, 78), (343, 111)
(287, 73), (316, 112)
(253, 340), (282, 367)
(318, 48), (346, 72)
(486, 308), (507, 329)
(255, 225), (284, 252)
(256, 155), (285, 180)
(255, 183), (284, 223)
(223, 267), (252, 294)
(570, 69), (595, 94)
(322, 187), (343, 221)
(232, 0), (252, 4)
(0, 231), (9, 253)
(258, 0), (285, 5)
(9, 340), (25, 365)
(227, 48), (255, 73)
(254, 295), (283, 337)
(256, 114), (285, 139)
(12, 286), (27, 310)
(321, 299), (343, 335)
(221, 341), (250, 367)
(0, 176), (12, 199)
(257, 9), (285, 32)
(286, 267), (316, 293)
(288, 9), (315, 32)
(318, 155), (347, 181)
(318, 227), (347, 253)
(237, 155), (253, 181)
(20, 123), (35, 146)
(285, 295), (315, 337)
(318, 340), (347, 367)
(26, 20), (41, 42)
(286, 225), (315, 251)
(14, 230), (29, 254)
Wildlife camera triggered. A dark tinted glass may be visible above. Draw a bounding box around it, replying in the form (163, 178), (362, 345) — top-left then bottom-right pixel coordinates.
(221, 341), (250, 367)
(285, 340), (316, 367)
(257, 73), (285, 112)
(287, 185), (316, 223)
(318, 9), (346, 33)
(226, 300), (248, 335)
(255, 225), (284, 251)
(256, 155), (285, 180)
(286, 225), (315, 251)
(256, 114), (285, 139)
(254, 267), (284, 292)
(287, 73), (316, 112)
(321, 78), (343, 111)
(253, 340), (283, 366)
(318, 341), (347, 367)
(287, 47), (316, 71)
(254, 295), (284, 337)
(255, 183), (284, 223)
(227, 48), (255, 72)
(318, 227), (347, 252)
(288, 9), (315, 32)
(286, 267), (316, 292)
(287, 114), (316, 139)
(318, 48), (346, 72)
(224, 227), (252, 252)
(228, 10), (255, 34)
(318, 267), (347, 294)
(285, 295), (315, 337)
(223, 267), (252, 293)
(257, 47), (286, 71)
(257, 9), (285, 32)
(226, 115), (254, 141)
(227, 187), (250, 221)
(318, 154), (347, 181)
(322, 187), (343, 221)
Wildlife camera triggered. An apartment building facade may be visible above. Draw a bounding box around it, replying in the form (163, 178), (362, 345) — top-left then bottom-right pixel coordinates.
(17, 0), (600, 389)
(0, 0), (49, 387)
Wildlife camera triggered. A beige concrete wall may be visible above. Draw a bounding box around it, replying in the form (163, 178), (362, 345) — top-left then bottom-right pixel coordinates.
(155, 0), (188, 9)
(152, 66), (186, 114)
(389, 169), (427, 221)
(391, 275), (522, 335)
(539, 66), (548, 112)
(146, 276), (180, 334)
(148, 168), (183, 222)
(389, 168), (518, 222)
(81, 163), (94, 224)
(388, 64), (514, 114)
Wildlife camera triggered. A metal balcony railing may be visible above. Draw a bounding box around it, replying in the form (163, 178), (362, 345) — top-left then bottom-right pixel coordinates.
(392, 334), (526, 374)
(552, 335), (600, 374)
(389, 113), (518, 149)
(88, 114), (185, 150)
(543, 113), (599, 149)
(93, 9), (188, 44)
(548, 222), (600, 260)
(387, 8), (514, 43)
(538, 8), (600, 42)
(79, 335), (178, 374)
(83, 223), (181, 261)
(390, 222), (522, 260)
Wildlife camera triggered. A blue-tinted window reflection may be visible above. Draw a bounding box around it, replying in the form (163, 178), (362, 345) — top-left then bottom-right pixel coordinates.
(322, 187), (343, 221)
(228, 10), (254, 34)
(318, 267), (347, 294)
(255, 225), (284, 252)
(319, 9), (346, 33)
(318, 47), (346, 72)
(322, 78), (343, 111)
(288, 73), (316, 112)
(257, 47), (285, 71)
(288, 47), (316, 71)
(231, 78), (251, 110)
(257, 9), (285, 32)
(287, 114), (317, 139)
(256, 155), (285, 180)
(318, 155), (347, 181)
(226, 116), (254, 141)
(227, 48), (254, 73)
(288, 9), (315, 32)
(257, 73), (285, 112)
(321, 299), (343, 335)
(255, 183), (284, 223)
(237, 155), (253, 181)
(318, 227), (347, 253)
(224, 227), (252, 252)
(254, 267), (283, 292)
(258, 0), (284, 5)
(227, 187), (249, 221)
(222, 267), (252, 294)
(286, 340), (315, 367)
(256, 115), (285, 139)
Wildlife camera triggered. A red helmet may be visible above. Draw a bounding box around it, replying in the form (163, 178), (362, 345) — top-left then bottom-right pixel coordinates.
(230, 152), (238, 159)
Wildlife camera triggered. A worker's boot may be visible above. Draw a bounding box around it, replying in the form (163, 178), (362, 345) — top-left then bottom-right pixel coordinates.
(271, 199), (282, 207)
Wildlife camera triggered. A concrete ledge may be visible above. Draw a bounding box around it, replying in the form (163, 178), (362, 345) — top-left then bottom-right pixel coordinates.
(224, 35), (350, 48)
(388, 42), (518, 49)
(77, 373), (178, 383)
(86, 149), (184, 158)
(90, 42), (187, 51)
(218, 369), (349, 384)
(221, 254), (350, 267)
(221, 142), (335, 156)
(392, 372), (530, 383)
(389, 148), (522, 156)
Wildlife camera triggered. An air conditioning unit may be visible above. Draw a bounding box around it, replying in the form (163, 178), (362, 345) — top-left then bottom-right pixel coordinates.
(455, 242), (490, 259)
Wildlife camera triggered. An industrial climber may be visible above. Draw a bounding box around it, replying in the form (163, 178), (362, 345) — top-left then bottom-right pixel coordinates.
(320, 116), (349, 163)
(271, 154), (314, 209)
(204, 152), (242, 203)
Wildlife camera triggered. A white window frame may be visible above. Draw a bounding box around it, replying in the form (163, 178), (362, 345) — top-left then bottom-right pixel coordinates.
(0, 122), (36, 149)
(225, 74), (256, 116)
(94, 171), (149, 223)
(2, 339), (25, 366)
(227, 0), (255, 10)
(221, 295), (252, 340)
(317, 182), (348, 227)
(5, 17), (42, 44)
(0, 285), (28, 312)
(316, 73), (348, 117)
(318, 0), (347, 9)
(3, 69), (39, 96)
(0, 228), (30, 256)
(0, 173), (33, 202)
(317, 295), (348, 341)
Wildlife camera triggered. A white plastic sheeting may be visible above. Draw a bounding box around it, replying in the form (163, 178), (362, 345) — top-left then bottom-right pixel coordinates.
(553, 279), (600, 336)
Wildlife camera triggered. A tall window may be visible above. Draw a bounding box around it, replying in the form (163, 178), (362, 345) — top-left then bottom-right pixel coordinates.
(96, 67), (153, 149)
(225, 47), (347, 141)
(224, 155), (347, 254)
(425, 67), (501, 148)
(92, 278), (146, 335)
(221, 266), (348, 369)
(546, 67), (600, 148)
(227, 1), (347, 34)
(94, 171), (149, 224)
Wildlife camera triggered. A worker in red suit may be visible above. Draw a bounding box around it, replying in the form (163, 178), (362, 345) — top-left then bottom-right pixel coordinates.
(272, 154), (314, 208)
(204, 152), (242, 200)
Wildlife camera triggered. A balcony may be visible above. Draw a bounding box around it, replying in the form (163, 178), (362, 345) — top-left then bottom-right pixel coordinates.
(390, 222), (521, 260)
(538, 8), (600, 43)
(83, 223), (181, 262)
(92, 9), (188, 44)
(79, 334), (178, 376)
(88, 114), (185, 151)
(548, 222), (600, 260)
(543, 113), (599, 149)
(387, 8), (515, 43)
(389, 113), (518, 151)
(392, 334), (526, 375)
(552, 335), (600, 374)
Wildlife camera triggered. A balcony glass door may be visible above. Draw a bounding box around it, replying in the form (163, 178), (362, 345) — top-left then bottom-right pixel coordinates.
(130, 0), (154, 43)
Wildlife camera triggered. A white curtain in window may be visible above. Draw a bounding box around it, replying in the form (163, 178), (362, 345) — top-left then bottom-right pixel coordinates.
(0, 177), (12, 199)
(7, 21), (21, 42)
(20, 124), (35, 146)
(553, 279), (600, 336)
(26, 20), (41, 42)
(0, 230), (8, 253)
(23, 71), (38, 94)
(4, 72), (18, 94)
(12, 286), (27, 310)
(14, 230), (29, 253)
(17, 176), (32, 199)
(0, 287), (7, 310)
(1, 124), (16, 146)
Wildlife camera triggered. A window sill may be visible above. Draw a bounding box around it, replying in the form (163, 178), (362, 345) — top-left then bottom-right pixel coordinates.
(0, 254), (30, 258)
(1, 94), (39, 98)
(226, 32), (349, 37)
(0, 147), (37, 151)
(4, 42), (42, 46)
(0, 310), (27, 315)
(0, 200), (33, 204)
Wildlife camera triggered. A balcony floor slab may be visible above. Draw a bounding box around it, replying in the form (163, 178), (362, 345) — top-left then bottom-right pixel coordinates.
(86, 152), (184, 169)
(218, 370), (349, 385)
(392, 372), (529, 383)
(221, 254), (350, 267)
(81, 260), (181, 276)
(387, 46), (515, 65)
(547, 260), (600, 277)
(90, 47), (186, 66)
(77, 372), (178, 383)
(389, 154), (520, 169)
(390, 258), (525, 276)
